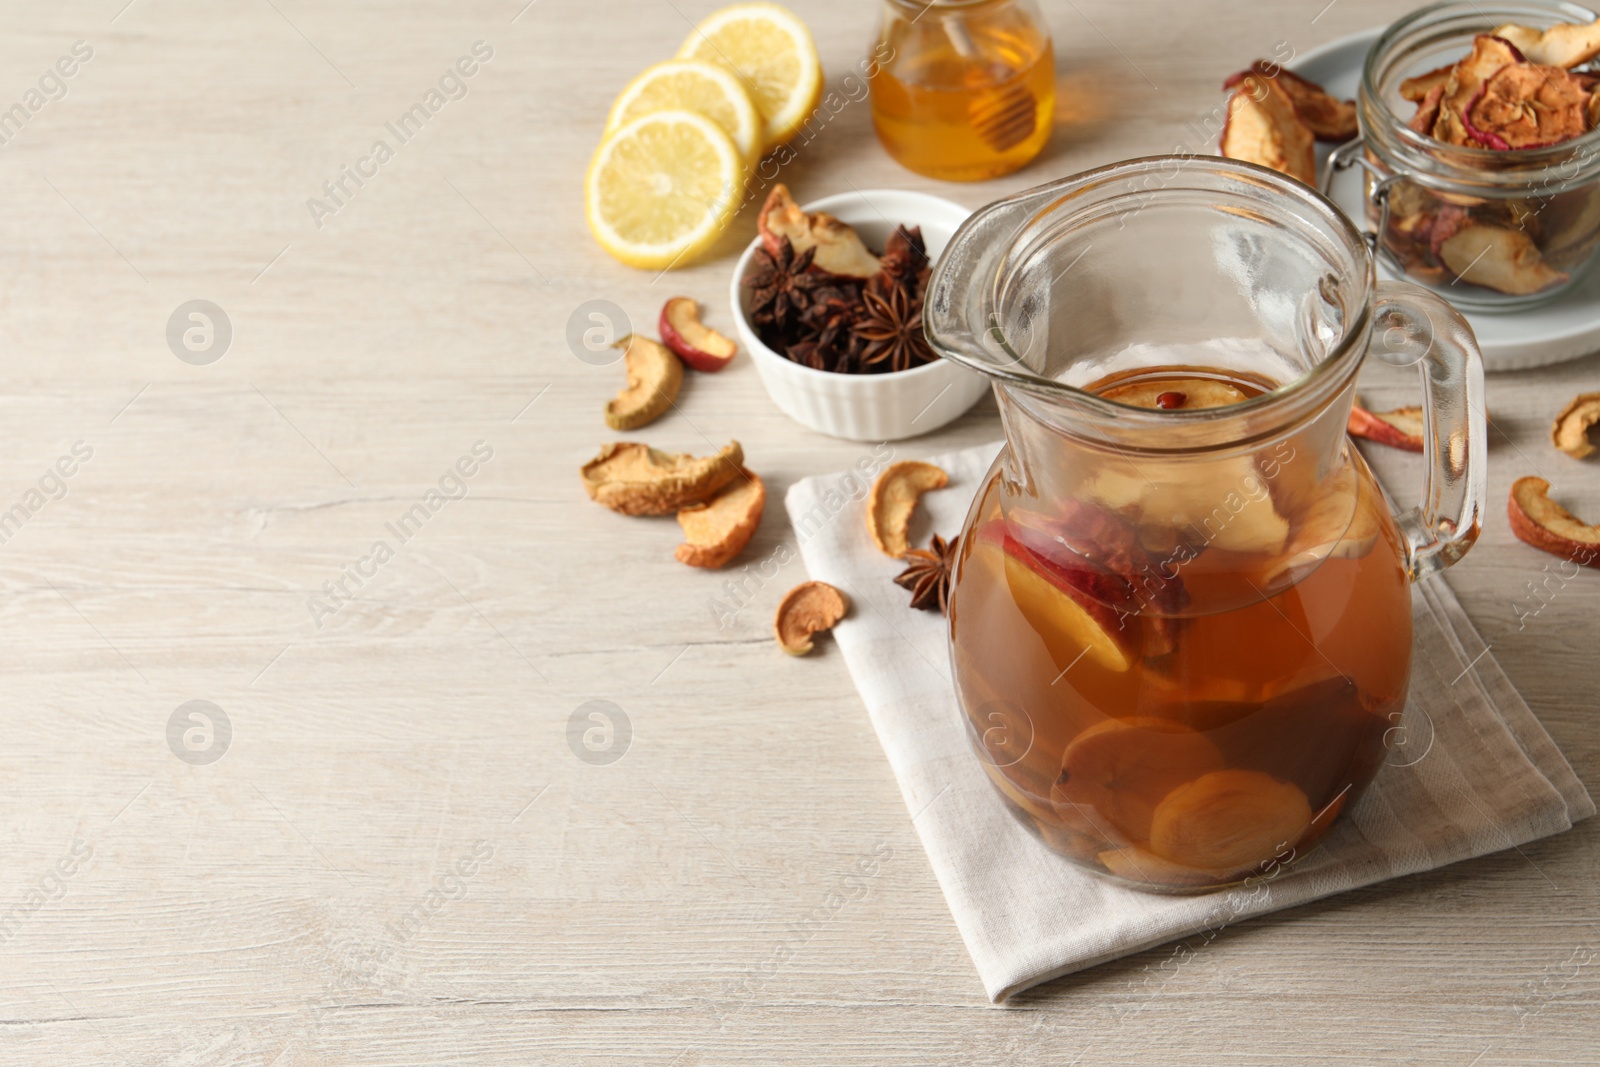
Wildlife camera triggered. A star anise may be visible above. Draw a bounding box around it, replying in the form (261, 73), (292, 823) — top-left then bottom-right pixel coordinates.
(800, 281), (863, 331)
(789, 317), (863, 373)
(854, 278), (934, 373)
(745, 237), (824, 332)
(878, 225), (928, 286)
(894, 533), (960, 614)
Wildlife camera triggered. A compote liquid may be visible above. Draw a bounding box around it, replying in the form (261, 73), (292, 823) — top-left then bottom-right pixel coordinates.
(949, 368), (1412, 890)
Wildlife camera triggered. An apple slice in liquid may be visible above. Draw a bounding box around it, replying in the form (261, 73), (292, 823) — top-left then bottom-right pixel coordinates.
(977, 520), (1137, 673)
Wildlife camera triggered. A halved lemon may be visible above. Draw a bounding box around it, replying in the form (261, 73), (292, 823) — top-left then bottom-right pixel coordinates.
(585, 109), (744, 270)
(676, 2), (823, 149)
(604, 59), (762, 165)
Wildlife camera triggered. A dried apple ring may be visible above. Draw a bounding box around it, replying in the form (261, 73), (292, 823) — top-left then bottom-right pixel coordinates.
(1149, 769), (1312, 871)
(1098, 377), (1252, 411)
(1552, 392), (1600, 460)
(1464, 63), (1588, 149)
(676, 470), (764, 568)
(1054, 718), (1226, 844)
(774, 581), (849, 655)
(605, 334), (683, 431)
(1508, 476), (1600, 567)
(867, 461), (948, 558)
(986, 523), (1138, 672)
(1097, 846), (1240, 889)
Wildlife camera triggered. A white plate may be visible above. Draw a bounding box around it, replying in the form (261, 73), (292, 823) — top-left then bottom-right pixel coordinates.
(1294, 28), (1600, 371)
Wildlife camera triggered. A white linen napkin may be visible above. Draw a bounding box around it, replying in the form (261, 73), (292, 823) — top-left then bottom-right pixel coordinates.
(785, 440), (1594, 1003)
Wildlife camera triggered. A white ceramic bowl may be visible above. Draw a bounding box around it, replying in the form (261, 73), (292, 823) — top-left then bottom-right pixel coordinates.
(730, 189), (989, 441)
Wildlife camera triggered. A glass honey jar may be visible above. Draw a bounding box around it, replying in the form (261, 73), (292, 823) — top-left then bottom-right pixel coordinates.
(869, 0), (1055, 181)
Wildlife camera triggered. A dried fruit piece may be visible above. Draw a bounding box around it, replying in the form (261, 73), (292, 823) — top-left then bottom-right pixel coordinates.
(867, 461), (949, 558)
(676, 470), (764, 568)
(1098, 846), (1241, 888)
(659, 297), (738, 372)
(1408, 83), (1445, 134)
(1551, 392), (1600, 459)
(1266, 462), (1381, 587)
(581, 440), (743, 516)
(1224, 64), (1356, 141)
(1219, 73), (1317, 185)
(1148, 769), (1312, 870)
(1508, 476), (1600, 567)
(1492, 19), (1600, 69)
(1400, 64), (1454, 102)
(1433, 35), (1525, 147)
(1348, 403), (1425, 451)
(605, 335), (683, 431)
(979, 520), (1138, 672)
(774, 581), (849, 655)
(1464, 63), (1589, 149)
(1084, 456), (1291, 556)
(1100, 377), (1253, 410)
(1438, 224), (1569, 295)
(758, 184), (882, 279)
(1054, 718), (1226, 844)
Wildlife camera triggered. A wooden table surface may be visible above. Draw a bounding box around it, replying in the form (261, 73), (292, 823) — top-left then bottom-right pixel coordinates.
(2, 0), (1597, 1062)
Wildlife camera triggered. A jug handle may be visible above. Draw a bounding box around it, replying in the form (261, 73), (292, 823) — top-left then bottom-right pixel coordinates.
(1369, 281), (1488, 581)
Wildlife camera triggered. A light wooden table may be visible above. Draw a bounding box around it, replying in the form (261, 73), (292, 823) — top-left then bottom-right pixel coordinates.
(2, 0), (1596, 1062)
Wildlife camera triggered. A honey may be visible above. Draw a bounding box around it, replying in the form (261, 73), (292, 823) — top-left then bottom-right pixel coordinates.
(870, 4), (1055, 181)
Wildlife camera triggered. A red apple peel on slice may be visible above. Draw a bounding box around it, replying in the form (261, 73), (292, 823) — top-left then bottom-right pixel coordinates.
(659, 297), (738, 372)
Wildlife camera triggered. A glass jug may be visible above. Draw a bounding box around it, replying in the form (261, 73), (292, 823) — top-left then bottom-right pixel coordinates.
(924, 157), (1487, 893)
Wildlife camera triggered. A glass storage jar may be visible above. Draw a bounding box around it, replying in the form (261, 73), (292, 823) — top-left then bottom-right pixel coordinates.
(1327, 0), (1600, 310)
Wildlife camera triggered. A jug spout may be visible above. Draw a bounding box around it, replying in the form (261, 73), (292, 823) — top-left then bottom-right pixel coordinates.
(923, 175), (1059, 386)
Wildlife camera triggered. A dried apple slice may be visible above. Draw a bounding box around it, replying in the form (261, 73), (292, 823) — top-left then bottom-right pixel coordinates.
(867, 461), (949, 558)
(675, 470), (764, 568)
(1098, 846), (1242, 888)
(1433, 34), (1525, 147)
(659, 297), (738, 372)
(1055, 718), (1226, 844)
(1148, 769), (1312, 870)
(1552, 392), (1600, 459)
(1098, 377), (1253, 410)
(581, 440), (742, 516)
(1464, 63), (1589, 149)
(1508, 476), (1600, 567)
(978, 520), (1137, 672)
(1348, 402), (1425, 451)
(757, 184), (881, 279)
(1085, 457), (1290, 557)
(1224, 64), (1356, 141)
(1438, 224), (1569, 295)
(1220, 74), (1316, 185)
(774, 581), (849, 655)
(1408, 83), (1446, 134)
(605, 334), (683, 431)
(1492, 19), (1600, 69)
(1266, 462), (1381, 587)
(1400, 64), (1454, 102)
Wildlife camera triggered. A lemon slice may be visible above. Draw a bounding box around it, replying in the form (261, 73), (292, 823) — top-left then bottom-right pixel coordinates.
(585, 109), (744, 270)
(676, 2), (823, 149)
(605, 59), (762, 164)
